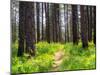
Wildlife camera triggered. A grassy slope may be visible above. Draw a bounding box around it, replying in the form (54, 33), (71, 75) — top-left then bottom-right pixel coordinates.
(11, 41), (96, 74)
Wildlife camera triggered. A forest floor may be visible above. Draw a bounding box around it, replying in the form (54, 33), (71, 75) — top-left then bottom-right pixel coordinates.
(12, 41), (96, 74)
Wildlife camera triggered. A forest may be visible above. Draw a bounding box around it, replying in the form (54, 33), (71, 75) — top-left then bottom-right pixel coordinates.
(11, 0), (96, 74)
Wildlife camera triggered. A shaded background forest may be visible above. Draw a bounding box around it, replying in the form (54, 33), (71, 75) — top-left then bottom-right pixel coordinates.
(11, 0), (96, 56)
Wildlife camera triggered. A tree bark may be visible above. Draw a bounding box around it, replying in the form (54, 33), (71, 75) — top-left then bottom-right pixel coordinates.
(93, 6), (96, 45)
(72, 5), (78, 44)
(11, 0), (17, 43)
(36, 3), (40, 42)
(41, 3), (44, 41)
(88, 6), (92, 42)
(45, 3), (50, 43)
(80, 5), (88, 48)
(67, 5), (69, 42)
(25, 2), (35, 56)
(17, 2), (26, 56)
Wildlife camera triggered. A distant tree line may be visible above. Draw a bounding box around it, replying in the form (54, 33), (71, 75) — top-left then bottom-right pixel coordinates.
(11, 1), (96, 57)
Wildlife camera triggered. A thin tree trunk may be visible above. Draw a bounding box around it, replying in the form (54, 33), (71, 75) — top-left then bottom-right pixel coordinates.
(67, 5), (69, 42)
(88, 6), (92, 42)
(93, 6), (96, 45)
(36, 3), (40, 42)
(11, 0), (17, 43)
(41, 3), (44, 41)
(64, 4), (67, 42)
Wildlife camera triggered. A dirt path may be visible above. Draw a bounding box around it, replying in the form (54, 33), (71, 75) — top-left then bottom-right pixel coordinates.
(52, 50), (64, 71)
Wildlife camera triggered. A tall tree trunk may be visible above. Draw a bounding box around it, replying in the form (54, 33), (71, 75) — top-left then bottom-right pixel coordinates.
(36, 3), (40, 42)
(17, 2), (26, 56)
(88, 6), (92, 42)
(58, 5), (61, 42)
(11, 0), (17, 43)
(53, 4), (60, 42)
(69, 5), (73, 42)
(67, 5), (69, 42)
(80, 5), (88, 48)
(56, 4), (60, 42)
(72, 5), (78, 44)
(52, 4), (56, 42)
(45, 3), (50, 43)
(51, 4), (56, 42)
(77, 5), (80, 42)
(25, 2), (35, 56)
(49, 4), (54, 42)
(93, 6), (96, 45)
(54, 4), (57, 42)
(41, 3), (44, 41)
(64, 4), (67, 42)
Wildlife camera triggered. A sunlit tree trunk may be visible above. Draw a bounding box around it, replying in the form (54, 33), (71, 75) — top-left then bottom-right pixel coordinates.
(11, 0), (17, 43)
(41, 3), (44, 41)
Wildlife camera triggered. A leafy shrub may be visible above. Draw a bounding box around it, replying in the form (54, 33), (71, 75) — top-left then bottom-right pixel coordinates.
(34, 54), (54, 72)
(36, 42), (50, 54)
(36, 42), (64, 55)
(12, 53), (54, 73)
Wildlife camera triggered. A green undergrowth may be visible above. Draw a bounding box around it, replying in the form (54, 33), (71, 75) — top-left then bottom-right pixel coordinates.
(60, 42), (96, 71)
(11, 41), (96, 74)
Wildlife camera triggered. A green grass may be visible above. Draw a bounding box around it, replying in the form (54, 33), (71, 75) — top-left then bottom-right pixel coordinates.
(11, 41), (96, 74)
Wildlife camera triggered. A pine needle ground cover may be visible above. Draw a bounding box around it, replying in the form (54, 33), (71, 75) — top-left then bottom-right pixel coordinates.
(11, 42), (96, 74)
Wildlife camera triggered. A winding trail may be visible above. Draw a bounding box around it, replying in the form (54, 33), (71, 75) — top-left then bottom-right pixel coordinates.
(52, 50), (64, 71)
